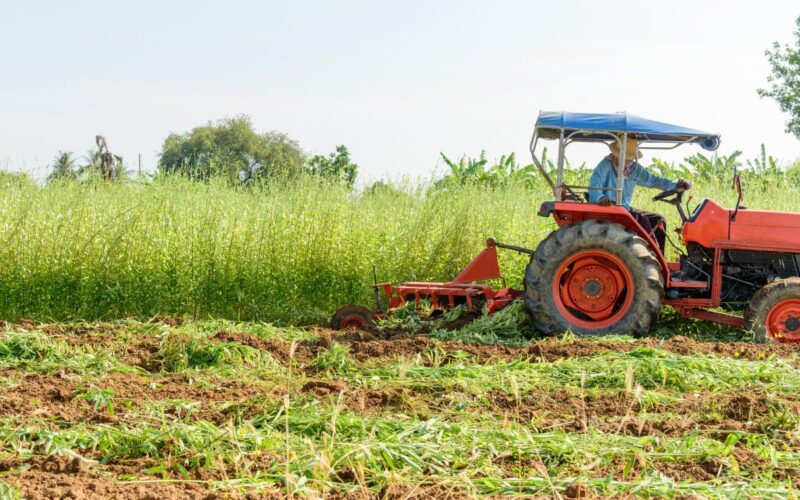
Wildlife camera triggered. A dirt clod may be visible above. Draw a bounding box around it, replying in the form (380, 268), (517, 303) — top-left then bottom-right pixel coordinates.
(563, 482), (594, 498)
(302, 379), (348, 396)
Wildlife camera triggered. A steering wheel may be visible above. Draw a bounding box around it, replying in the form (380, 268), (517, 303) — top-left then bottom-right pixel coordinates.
(652, 187), (688, 222)
(652, 188), (684, 203)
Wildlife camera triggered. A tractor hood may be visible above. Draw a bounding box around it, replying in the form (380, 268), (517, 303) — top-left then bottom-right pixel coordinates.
(684, 199), (800, 252)
(535, 111), (720, 150)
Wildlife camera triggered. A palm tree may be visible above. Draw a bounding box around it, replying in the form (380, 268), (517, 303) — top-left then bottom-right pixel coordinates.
(47, 151), (78, 182)
(77, 148), (102, 179)
(77, 148), (131, 182)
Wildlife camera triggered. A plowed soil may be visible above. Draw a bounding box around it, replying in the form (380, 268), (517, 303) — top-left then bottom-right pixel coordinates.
(1, 369), (279, 425)
(217, 329), (800, 366)
(2, 320), (798, 498)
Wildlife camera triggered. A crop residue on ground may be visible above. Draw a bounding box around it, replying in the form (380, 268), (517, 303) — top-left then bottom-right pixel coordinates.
(0, 317), (798, 498)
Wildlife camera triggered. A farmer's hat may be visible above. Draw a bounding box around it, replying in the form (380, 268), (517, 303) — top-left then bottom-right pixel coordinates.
(609, 137), (643, 159)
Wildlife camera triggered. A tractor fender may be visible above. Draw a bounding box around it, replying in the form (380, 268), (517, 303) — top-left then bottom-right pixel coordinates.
(538, 201), (672, 284)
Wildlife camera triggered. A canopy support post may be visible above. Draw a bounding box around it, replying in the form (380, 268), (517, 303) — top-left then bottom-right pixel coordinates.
(556, 129), (565, 201)
(615, 132), (626, 206)
(530, 133), (558, 197)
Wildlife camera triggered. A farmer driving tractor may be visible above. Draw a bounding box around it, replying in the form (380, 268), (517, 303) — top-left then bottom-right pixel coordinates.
(587, 137), (692, 252)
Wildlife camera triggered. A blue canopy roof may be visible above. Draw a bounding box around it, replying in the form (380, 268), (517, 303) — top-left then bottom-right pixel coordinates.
(536, 111), (720, 151)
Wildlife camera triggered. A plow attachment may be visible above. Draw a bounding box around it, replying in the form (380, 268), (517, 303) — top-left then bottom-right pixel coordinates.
(330, 239), (532, 331)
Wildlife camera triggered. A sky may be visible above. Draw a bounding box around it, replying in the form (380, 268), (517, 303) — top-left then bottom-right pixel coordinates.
(1, 0), (798, 182)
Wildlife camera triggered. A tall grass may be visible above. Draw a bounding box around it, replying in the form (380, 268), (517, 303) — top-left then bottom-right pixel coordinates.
(0, 172), (790, 324)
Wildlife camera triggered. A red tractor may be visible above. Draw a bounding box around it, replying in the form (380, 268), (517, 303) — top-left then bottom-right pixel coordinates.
(332, 112), (800, 343)
(527, 111), (800, 343)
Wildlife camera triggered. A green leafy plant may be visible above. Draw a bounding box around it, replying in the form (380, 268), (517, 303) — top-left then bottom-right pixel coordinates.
(80, 386), (116, 417)
(305, 145), (359, 187)
(683, 151), (742, 184)
(310, 341), (355, 375)
(155, 332), (264, 372)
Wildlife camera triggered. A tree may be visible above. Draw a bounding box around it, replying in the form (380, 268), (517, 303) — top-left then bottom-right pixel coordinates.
(77, 148), (130, 181)
(684, 150), (742, 184)
(159, 116), (305, 181)
(758, 16), (800, 139)
(433, 151), (540, 189)
(788, 159), (800, 183)
(47, 151), (78, 182)
(305, 145), (359, 186)
(436, 151), (489, 187)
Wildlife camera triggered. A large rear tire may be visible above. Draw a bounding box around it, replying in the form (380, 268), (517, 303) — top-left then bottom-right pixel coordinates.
(745, 277), (800, 344)
(523, 220), (664, 336)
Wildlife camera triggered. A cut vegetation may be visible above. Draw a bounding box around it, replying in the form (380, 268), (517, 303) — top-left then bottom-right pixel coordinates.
(0, 315), (798, 498)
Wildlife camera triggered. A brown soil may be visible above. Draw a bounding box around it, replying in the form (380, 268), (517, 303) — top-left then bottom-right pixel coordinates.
(295, 332), (800, 367)
(215, 330), (319, 364)
(585, 450), (771, 484)
(721, 392), (773, 421)
(484, 388), (797, 438)
(215, 329), (517, 367)
(657, 335), (800, 361)
(375, 483), (474, 500)
(302, 379), (348, 396)
(0, 455), (264, 499)
(651, 460), (718, 481)
(345, 387), (416, 414)
(526, 338), (643, 361)
(524, 335), (800, 364)
(494, 450), (735, 486)
(12, 317), (800, 368)
(563, 482), (595, 499)
(487, 388), (639, 433)
(0, 369), (278, 425)
(4, 321), (797, 497)
(0, 371), (113, 424)
(35, 323), (162, 371)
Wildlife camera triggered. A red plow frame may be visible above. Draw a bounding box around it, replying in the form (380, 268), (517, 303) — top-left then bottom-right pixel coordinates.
(330, 239), (531, 330)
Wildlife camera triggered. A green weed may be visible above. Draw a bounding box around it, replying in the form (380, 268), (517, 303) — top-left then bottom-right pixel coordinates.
(79, 387), (116, 417)
(311, 342), (355, 375)
(430, 301), (538, 345)
(155, 331), (268, 373)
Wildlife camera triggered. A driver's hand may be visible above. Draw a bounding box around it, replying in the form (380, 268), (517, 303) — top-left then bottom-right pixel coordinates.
(676, 179), (693, 191)
(598, 197), (612, 206)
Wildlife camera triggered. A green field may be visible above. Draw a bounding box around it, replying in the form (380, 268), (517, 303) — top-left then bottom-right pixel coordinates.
(0, 168), (798, 498)
(0, 170), (781, 325)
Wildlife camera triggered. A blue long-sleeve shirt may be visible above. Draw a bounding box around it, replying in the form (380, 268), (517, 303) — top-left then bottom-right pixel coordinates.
(587, 158), (676, 210)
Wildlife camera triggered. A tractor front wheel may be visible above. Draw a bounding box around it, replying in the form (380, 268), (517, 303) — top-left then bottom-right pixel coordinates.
(745, 277), (800, 343)
(524, 221), (664, 336)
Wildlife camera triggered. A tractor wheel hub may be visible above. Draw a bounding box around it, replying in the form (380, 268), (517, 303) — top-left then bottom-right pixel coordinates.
(766, 299), (800, 343)
(584, 280), (601, 297)
(556, 251), (633, 326)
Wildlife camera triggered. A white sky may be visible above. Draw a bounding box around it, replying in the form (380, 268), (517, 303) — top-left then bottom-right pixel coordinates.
(1, 0), (798, 181)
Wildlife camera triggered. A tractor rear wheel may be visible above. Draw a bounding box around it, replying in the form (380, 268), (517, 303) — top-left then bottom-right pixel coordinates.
(523, 220), (664, 336)
(745, 277), (800, 343)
